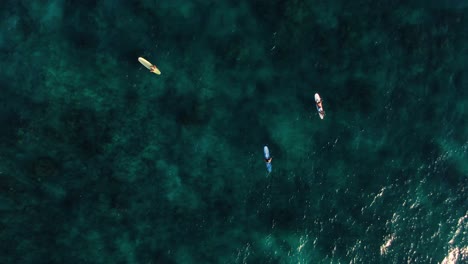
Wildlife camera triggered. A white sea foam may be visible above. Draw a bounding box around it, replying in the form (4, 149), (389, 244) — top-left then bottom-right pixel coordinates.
(380, 233), (395, 255)
(369, 187), (386, 208)
(449, 212), (467, 245)
(442, 212), (467, 264)
(441, 246), (468, 264)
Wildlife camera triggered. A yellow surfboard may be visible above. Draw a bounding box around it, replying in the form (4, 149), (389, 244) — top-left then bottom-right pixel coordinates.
(138, 57), (161, 75)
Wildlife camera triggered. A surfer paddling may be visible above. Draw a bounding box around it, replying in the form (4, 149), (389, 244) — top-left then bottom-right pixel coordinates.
(263, 146), (272, 173)
(315, 93), (325, 119)
(138, 57), (161, 75)
(149, 65), (160, 74)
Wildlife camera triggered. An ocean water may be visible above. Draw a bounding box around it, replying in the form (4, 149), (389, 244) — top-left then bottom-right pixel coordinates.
(0, 1), (466, 263)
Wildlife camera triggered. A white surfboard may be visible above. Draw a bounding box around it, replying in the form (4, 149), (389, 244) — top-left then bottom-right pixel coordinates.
(264, 146), (270, 160)
(315, 93), (325, 119)
(138, 57), (161, 75)
(263, 146), (272, 173)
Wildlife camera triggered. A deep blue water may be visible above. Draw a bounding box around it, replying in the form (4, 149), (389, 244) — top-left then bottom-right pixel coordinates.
(0, 1), (467, 263)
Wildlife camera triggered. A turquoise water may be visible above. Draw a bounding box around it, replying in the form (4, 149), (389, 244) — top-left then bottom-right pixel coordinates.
(0, 1), (467, 263)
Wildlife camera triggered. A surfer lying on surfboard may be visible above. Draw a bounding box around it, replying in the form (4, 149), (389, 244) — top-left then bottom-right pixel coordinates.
(315, 93), (325, 119)
(316, 98), (324, 114)
(138, 57), (161, 75)
(149, 65), (160, 74)
(264, 146), (272, 173)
